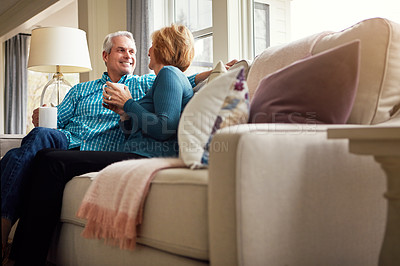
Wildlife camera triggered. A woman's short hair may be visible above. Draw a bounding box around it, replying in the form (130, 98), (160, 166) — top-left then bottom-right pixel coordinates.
(151, 24), (195, 72)
(103, 31), (136, 54)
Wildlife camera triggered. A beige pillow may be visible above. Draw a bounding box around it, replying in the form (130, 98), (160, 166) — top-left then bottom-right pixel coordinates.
(312, 17), (400, 124)
(193, 61), (227, 93)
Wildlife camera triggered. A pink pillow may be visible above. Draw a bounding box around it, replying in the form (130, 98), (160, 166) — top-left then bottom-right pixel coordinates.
(249, 40), (360, 124)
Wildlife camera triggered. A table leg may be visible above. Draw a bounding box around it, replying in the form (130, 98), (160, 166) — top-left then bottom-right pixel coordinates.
(374, 156), (400, 266)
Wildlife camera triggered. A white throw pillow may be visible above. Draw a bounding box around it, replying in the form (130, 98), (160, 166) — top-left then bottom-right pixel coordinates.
(178, 67), (249, 169)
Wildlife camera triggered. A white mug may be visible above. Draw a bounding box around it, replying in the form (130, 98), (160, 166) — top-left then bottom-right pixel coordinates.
(103, 83), (125, 92)
(39, 107), (57, 128)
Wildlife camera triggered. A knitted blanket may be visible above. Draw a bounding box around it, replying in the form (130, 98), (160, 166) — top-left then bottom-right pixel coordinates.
(76, 157), (186, 250)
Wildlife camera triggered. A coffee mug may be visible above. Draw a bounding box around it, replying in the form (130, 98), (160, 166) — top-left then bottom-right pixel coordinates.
(103, 83), (125, 92)
(39, 106), (57, 128)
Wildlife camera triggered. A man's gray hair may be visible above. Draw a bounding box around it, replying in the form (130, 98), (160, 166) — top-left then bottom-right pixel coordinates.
(102, 31), (136, 54)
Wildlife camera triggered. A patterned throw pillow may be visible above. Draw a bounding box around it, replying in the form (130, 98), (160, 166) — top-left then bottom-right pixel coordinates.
(178, 67), (249, 169)
(227, 59), (252, 78)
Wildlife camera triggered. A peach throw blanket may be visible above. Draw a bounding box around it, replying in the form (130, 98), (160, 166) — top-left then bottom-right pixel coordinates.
(76, 157), (186, 250)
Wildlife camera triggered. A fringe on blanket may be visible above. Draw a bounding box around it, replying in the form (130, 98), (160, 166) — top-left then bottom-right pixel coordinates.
(76, 157), (186, 250)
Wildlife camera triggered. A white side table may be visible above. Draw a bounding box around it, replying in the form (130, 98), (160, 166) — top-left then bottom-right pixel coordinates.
(328, 127), (400, 266)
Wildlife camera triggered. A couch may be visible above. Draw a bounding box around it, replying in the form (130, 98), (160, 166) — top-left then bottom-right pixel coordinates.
(2, 17), (400, 266)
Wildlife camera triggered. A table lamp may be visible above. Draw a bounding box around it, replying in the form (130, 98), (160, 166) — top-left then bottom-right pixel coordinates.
(27, 27), (92, 106)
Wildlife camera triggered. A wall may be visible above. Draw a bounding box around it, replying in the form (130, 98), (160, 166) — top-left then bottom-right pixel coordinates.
(0, 0), (58, 37)
(35, 0), (78, 28)
(212, 0), (247, 63)
(0, 42), (4, 133)
(212, 0), (291, 64)
(78, 0), (127, 82)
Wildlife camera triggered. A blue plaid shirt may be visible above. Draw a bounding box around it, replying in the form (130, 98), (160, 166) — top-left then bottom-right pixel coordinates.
(57, 72), (196, 151)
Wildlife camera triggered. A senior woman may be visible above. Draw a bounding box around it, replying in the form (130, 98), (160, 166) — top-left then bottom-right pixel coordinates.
(6, 24), (195, 266)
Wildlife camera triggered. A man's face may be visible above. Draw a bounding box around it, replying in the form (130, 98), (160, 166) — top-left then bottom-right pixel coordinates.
(103, 36), (136, 78)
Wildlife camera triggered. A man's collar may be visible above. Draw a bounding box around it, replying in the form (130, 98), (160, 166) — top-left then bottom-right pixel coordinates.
(101, 72), (134, 84)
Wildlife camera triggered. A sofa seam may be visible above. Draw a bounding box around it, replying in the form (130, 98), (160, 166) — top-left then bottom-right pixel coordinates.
(235, 134), (245, 266)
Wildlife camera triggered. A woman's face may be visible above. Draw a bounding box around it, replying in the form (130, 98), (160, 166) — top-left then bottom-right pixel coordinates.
(148, 45), (158, 71)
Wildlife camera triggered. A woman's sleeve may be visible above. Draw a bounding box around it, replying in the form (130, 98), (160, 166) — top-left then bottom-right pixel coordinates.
(140, 72), (196, 88)
(118, 119), (133, 139)
(123, 69), (184, 141)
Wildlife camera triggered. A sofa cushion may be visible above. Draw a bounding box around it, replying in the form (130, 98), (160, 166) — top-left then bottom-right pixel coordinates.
(178, 67), (249, 168)
(249, 40), (360, 124)
(61, 168), (209, 260)
(312, 18), (400, 124)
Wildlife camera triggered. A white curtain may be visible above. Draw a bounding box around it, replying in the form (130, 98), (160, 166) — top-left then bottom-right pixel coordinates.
(127, 0), (154, 76)
(5, 33), (29, 134)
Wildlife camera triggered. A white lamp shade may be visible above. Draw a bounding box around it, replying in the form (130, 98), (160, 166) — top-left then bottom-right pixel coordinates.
(28, 27), (92, 73)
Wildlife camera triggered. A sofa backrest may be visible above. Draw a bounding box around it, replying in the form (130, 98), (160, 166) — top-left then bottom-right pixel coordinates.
(247, 17), (400, 125)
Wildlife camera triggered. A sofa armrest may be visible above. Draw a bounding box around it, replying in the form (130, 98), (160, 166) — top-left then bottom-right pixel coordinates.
(0, 134), (24, 158)
(208, 124), (386, 266)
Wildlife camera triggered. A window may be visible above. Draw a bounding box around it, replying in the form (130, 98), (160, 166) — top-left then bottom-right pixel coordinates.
(151, 0), (400, 70)
(290, 0), (400, 41)
(253, 2), (270, 57)
(252, 0), (291, 56)
(153, 0), (213, 75)
(209, 0), (290, 62)
(252, 0), (400, 57)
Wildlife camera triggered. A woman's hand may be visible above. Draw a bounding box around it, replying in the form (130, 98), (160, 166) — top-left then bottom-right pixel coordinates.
(194, 59), (239, 84)
(225, 59), (238, 70)
(102, 82), (132, 117)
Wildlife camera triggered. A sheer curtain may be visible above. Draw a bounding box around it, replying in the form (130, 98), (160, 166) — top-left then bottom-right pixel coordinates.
(127, 0), (154, 75)
(4, 33), (30, 134)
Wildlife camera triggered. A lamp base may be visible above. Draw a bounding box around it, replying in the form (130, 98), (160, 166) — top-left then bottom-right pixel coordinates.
(40, 72), (72, 106)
